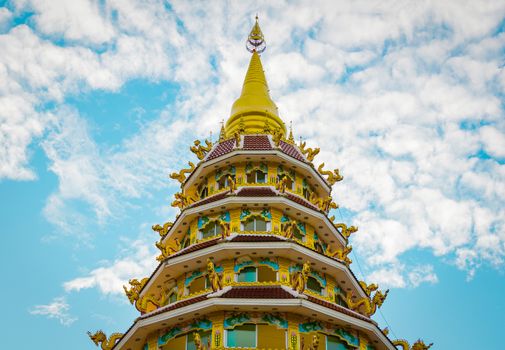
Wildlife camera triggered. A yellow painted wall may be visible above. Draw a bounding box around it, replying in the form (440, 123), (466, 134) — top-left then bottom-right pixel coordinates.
(257, 324), (287, 349)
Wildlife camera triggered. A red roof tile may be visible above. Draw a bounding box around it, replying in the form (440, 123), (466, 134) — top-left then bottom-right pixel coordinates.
(140, 294), (210, 319)
(221, 286), (294, 299)
(306, 295), (372, 323)
(243, 135), (272, 150)
(237, 187), (277, 197)
(279, 141), (305, 161)
(169, 237), (221, 259)
(230, 235), (285, 242)
(188, 191), (228, 209)
(285, 192), (319, 211)
(206, 139), (236, 160)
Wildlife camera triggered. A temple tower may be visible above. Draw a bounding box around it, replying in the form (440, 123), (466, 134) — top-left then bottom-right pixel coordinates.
(88, 17), (432, 350)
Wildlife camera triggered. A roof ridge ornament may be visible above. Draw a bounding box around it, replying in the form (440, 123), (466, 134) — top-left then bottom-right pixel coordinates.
(246, 15), (266, 53)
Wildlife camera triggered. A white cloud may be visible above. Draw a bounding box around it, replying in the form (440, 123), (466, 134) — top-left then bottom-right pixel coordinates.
(64, 238), (157, 295)
(2, 0), (505, 287)
(367, 264), (438, 289)
(29, 296), (77, 326)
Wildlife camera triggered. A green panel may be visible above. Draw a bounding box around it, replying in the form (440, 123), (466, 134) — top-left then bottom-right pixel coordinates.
(238, 266), (257, 282)
(327, 335), (348, 350)
(227, 324), (256, 347)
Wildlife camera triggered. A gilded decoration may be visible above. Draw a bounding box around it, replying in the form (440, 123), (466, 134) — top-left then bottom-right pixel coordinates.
(190, 139), (213, 160)
(317, 163), (344, 185)
(88, 330), (123, 350)
(326, 244), (353, 266)
(334, 222), (358, 240)
(169, 161), (196, 184)
(155, 236), (181, 261)
(299, 141), (320, 163)
(298, 320), (360, 348)
(123, 277), (168, 313)
(151, 221), (173, 238)
(291, 261), (311, 294)
(157, 318), (212, 347)
(392, 339), (434, 350)
(207, 258), (223, 292)
(346, 288), (389, 317)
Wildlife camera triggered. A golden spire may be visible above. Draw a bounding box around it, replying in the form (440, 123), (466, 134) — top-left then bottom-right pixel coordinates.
(224, 16), (286, 137)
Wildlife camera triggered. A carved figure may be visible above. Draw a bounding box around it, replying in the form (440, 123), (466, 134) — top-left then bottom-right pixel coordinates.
(283, 220), (297, 239)
(171, 191), (196, 209)
(193, 332), (205, 350)
(359, 281), (379, 297)
(151, 221), (173, 238)
(291, 261), (310, 294)
(276, 176), (289, 193)
(220, 221), (231, 239)
(346, 289), (389, 317)
(317, 163), (343, 185)
(307, 334), (320, 350)
(334, 223), (358, 240)
(123, 278), (168, 313)
(169, 161), (196, 184)
(190, 139), (213, 160)
(227, 175), (237, 193)
(87, 330), (123, 350)
(207, 258), (222, 292)
(234, 131), (241, 146)
(309, 193), (337, 212)
(393, 339), (433, 350)
(155, 237), (181, 261)
(299, 141), (320, 162)
(327, 245), (353, 265)
(272, 128), (283, 147)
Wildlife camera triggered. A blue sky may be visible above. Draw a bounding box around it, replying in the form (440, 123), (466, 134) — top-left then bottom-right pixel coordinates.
(1, 1), (504, 349)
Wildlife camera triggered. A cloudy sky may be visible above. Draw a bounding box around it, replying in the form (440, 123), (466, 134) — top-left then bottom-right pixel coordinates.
(1, 0), (504, 349)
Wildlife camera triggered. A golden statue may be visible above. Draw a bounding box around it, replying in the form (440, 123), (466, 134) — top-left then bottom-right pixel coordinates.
(169, 161), (196, 184)
(317, 163), (343, 185)
(334, 223), (358, 240)
(190, 139), (213, 160)
(151, 221), (173, 238)
(327, 245), (352, 265)
(307, 334), (320, 350)
(276, 176), (289, 193)
(234, 131), (241, 146)
(87, 330), (123, 350)
(123, 278), (148, 304)
(219, 221), (231, 239)
(283, 220), (297, 240)
(207, 258), (223, 292)
(299, 141), (320, 162)
(193, 332), (206, 350)
(227, 175), (237, 193)
(291, 261), (310, 294)
(123, 278), (168, 313)
(393, 339), (434, 350)
(310, 193), (338, 212)
(272, 127), (283, 147)
(155, 237), (181, 261)
(359, 281), (379, 297)
(346, 289), (389, 317)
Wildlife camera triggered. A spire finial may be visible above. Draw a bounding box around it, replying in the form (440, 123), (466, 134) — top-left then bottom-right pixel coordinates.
(219, 119), (226, 141)
(246, 15), (266, 53)
(288, 121), (295, 144)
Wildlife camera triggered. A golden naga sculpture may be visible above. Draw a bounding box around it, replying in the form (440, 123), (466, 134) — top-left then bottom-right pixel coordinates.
(276, 176), (289, 193)
(155, 237), (181, 261)
(327, 245), (353, 265)
(169, 161), (196, 184)
(299, 141), (320, 162)
(310, 193), (338, 212)
(123, 278), (168, 313)
(207, 258), (223, 292)
(171, 191), (196, 209)
(151, 221), (173, 238)
(393, 339), (434, 350)
(334, 223), (358, 240)
(359, 281), (379, 297)
(88, 330), (123, 350)
(190, 139), (213, 160)
(227, 175), (237, 193)
(234, 131), (241, 146)
(291, 261), (310, 294)
(346, 289), (389, 317)
(317, 163), (343, 185)
(283, 220), (297, 240)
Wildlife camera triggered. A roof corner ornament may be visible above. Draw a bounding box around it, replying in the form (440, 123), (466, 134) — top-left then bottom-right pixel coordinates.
(246, 15), (266, 53)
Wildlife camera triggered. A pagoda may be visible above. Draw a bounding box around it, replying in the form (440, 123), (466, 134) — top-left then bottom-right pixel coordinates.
(88, 17), (432, 350)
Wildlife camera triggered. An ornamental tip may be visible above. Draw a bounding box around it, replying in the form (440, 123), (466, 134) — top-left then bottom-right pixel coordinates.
(246, 15), (266, 53)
